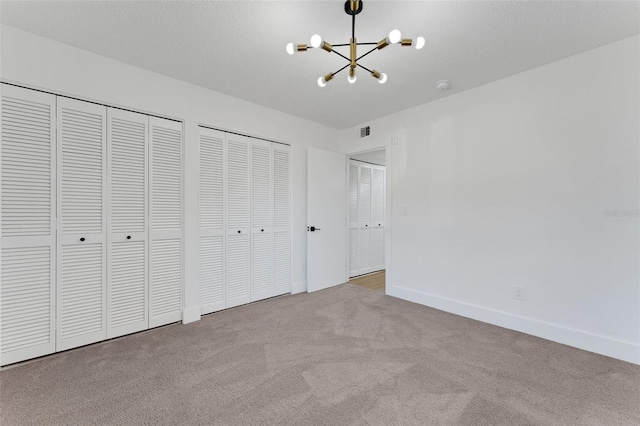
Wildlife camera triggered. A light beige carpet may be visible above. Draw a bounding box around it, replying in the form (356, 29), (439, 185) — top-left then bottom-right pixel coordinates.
(1, 284), (639, 425)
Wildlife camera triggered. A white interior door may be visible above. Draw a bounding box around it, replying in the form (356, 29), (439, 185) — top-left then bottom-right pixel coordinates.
(1, 85), (57, 366)
(272, 144), (291, 295)
(307, 147), (346, 292)
(149, 117), (183, 328)
(199, 127), (225, 314)
(250, 139), (273, 302)
(56, 97), (107, 352)
(107, 108), (148, 338)
(225, 134), (251, 308)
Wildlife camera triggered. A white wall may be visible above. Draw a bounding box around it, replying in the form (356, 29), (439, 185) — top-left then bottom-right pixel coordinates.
(1, 25), (340, 322)
(341, 36), (640, 364)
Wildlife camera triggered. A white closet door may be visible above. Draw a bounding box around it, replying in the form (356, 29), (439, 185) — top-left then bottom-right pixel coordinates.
(273, 144), (291, 295)
(0, 86), (56, 366)
(358, 165), (373, 274)
(250, 140), (273, 302)
(107, 108), (148, 338)
(348, 162), (359, 277)
(56, 98), (107, 351)
(199, 127), (225, 314)
(371, 166), (386, 272)
(225, 134), (251, 308)
(149, 117), (182, 327)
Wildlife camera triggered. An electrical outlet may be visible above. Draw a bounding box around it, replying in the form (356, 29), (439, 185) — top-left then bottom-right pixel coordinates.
(514, 286), (525, 301)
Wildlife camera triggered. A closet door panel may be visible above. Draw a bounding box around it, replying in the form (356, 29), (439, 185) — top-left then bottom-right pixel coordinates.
(348, 162), (359, 278)
(251, 231), (272, 302)
(56, 97), (107, 351)
(371, 166), (385, 272)
(150, 239), (181, 323)
(358, 227), (372, 275)
(226, 135), (250, 230)
(107, 109), (148, 338)
(58, 242), (105, 351)
(273, 231), (290, 295)
(251, 140), (272, 302)
(1, 86), (56, 365)
(199, 128), (225, 314)
(272, 144), (291, 295)
(149, 118), (182, 327)
(371, 227), (385, 272)
(200, 235), (224, 312)
(371, 167), (385, 225)
(225, 135), (251, 307)
(226, 232), (250, 308)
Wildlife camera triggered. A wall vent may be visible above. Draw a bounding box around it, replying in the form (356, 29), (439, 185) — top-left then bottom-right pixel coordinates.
(359, 126), (371, 138)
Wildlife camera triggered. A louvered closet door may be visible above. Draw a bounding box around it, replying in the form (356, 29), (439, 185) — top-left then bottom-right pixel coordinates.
(0, 86), (56, 366)
(226, 134), (251, 308)
(348, 162), (359, 278)
(107, 108), (148, 338)
(371, 166), (385, 272)
(149, 117), (183, 327)
(358, 165), (373, 274)
(250, 140), (273, 302)
(272, 144), (291, 295)
(199, 127), (225, 314)
(56, 98), (108, 351)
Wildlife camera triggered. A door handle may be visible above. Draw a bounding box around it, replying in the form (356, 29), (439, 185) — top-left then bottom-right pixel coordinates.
(308, 226), (321, 232)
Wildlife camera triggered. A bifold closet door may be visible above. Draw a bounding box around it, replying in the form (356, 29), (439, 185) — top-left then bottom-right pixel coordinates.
(226, 134), (251, 308)
(56, 97), (108, 352)
(358, 165), (373, 275)
(107, 108), (148, 338)
(149, 117), (183, 327)
(272, 144), (291, 295)
(370, 166), (385, 272)
(250, 139), (273, 302)
(199, 127), (225, 314)
(348, 162), (359, 278)
(1, 85), (56, 366)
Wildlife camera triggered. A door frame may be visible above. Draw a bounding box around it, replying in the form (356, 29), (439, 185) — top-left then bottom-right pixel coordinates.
(345, 146), (392, 294)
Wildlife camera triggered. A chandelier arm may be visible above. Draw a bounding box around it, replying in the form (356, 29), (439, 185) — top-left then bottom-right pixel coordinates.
(332, 43), (351, 47)
(332, 64), (350, 76)
(331, 50), (352, 63)
(356, 63), (374, 73)
(356, 46), (378, 62)
(355, 42), (379, 46)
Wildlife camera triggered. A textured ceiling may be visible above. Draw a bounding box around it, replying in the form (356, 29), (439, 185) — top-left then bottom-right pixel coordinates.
(1, 1), (638, 129)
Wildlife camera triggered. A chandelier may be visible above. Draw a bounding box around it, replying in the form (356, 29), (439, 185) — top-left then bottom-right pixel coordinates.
(286, 0), (425, 87)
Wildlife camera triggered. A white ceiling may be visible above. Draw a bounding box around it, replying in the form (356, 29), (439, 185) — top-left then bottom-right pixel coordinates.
(1, 1), (638, 129)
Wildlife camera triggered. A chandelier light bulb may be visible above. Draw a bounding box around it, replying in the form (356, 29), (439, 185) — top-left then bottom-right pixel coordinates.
(286, 43), (295, 55)
(318, 76), (327, 87)
(388, 29), (401, 44)
(378, 73), (388, 84)
(415, 37), (425, 50)
(348, 73), (357, 84)
(310, 34), (323, 48)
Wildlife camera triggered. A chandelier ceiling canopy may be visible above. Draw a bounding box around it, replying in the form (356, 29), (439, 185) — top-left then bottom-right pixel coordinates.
(286, 0), (425, 87)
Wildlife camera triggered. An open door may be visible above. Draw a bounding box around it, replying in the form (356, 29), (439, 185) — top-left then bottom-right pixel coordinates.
(307, 147), (347, 292)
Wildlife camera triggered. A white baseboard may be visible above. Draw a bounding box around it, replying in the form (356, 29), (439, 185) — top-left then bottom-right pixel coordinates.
(182, 306), (201, 324)
(291, 280), (307, 294)
(387, 284), (640, 365)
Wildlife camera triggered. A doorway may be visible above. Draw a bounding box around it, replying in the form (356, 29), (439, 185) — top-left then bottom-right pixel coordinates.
(347, 148), (387, 292)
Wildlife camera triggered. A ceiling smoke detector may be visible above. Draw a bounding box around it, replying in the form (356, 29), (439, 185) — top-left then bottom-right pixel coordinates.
(435, 80), (450, 90)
